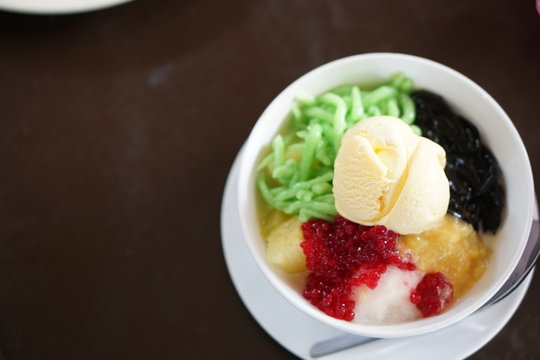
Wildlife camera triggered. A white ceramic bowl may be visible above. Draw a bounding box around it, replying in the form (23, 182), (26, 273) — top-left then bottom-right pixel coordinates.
(237, 53), (534, 338)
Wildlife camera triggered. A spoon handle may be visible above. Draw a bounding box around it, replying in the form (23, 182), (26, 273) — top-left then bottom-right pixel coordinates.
(484, 197), (539, 307)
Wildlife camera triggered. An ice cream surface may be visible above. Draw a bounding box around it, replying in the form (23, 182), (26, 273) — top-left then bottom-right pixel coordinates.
(333, 116), (450, 235)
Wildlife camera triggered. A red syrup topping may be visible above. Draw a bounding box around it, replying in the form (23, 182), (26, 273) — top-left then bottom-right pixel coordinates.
(300, 215), (415, 321)
(410, 272), (454, 317)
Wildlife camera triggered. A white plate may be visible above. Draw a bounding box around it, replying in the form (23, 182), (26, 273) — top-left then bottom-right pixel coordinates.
(0, 0), (132, 14)
(221, 149), (534, 360)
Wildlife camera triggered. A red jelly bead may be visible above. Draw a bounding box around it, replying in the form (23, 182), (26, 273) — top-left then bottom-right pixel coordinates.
(409, 290), (421, 305)
(412, 272), (454, 317)
(300, 215), (414, 321)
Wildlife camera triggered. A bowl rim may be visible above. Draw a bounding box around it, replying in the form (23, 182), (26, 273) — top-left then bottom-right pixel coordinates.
(0, 0), (132, 14)
(237, 52), (535, 338)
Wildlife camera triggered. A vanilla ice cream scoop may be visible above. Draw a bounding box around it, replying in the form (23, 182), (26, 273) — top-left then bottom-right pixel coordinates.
(333, 116), (449, 235)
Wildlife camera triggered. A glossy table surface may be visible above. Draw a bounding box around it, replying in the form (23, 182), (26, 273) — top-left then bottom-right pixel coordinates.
(0, 0), (538, 359)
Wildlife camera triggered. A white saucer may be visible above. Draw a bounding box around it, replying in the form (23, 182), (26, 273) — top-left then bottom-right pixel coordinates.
(0, 0), (132, 14)
(221, 150), (534, 360)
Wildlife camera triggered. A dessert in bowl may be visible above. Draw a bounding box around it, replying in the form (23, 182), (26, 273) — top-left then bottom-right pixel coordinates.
(237, 53), (534, 338)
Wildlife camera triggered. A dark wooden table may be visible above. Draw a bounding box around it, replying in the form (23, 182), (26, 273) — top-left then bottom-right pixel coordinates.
(0, 0), (538, 359)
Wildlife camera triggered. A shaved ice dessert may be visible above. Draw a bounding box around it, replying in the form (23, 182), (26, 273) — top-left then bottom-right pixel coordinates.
(256, 73), (502, 324)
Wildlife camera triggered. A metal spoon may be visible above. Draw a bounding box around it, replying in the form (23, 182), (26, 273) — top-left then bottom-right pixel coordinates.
(310, 199), (540, 358)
